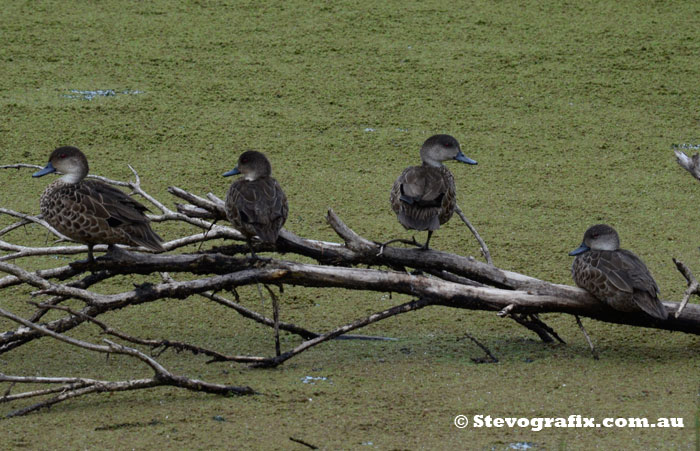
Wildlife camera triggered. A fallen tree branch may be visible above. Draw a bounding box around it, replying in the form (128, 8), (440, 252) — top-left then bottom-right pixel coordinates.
(0, 307), (255, 417)
(2, 215), (700, 357)
(27, 301), (267, 363)
(2, 162), (700, 417)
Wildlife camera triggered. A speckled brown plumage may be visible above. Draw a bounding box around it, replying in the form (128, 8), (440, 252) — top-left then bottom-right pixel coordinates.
(34, 146), (164, 260)
(390, 134), (477, 248)
(570, 224), (667, 320)
(224, 151), (288, 245)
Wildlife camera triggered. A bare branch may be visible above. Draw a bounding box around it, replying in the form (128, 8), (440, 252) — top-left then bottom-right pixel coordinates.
(29, 301), (266, 364)
(575, 315), (600, 360)
(264, 284), (282, 357)
(2, 164), (700, 417)
(455, 205), (493, 265)
(0, 207), (71, 240)
(0, 307), (255, 417)
(674, 149), (700, 182)
(673, 258), (699, 318)
(0, 218), (31, 237)
(251, 298), (432, 368)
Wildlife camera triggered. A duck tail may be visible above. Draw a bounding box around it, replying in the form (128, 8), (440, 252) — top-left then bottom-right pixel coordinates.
(398, 209), (440, 231)
(635, 293), (668, 320)
(129, 225), (165, 252)
(254, 226), (281, 244)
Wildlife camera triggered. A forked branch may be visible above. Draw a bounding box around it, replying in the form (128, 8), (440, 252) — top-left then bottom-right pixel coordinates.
(0, 307), (255, 418)
(1, 162), (700, 418)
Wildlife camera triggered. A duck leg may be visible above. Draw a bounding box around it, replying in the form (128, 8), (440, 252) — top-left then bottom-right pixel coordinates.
(421, 231), (433, 250)
(74, 244), (96, 264)
(70, 244), (96, 266)
(246, 238), (258, 259)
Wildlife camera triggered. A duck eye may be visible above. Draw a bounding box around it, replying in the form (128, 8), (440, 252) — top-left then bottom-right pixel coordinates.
(60, 154), (66, 158)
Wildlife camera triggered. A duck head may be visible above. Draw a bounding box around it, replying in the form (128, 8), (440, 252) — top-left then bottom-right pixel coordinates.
(419, 134), (477, 168)
(569, 224), (620, 255)
(33, 146), (89, 184)
(223, 150), (273, 181)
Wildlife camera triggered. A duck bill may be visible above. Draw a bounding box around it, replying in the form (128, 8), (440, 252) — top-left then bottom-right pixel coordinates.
(32, 162), (56, 177)
(222, 167), (241, 177)
(568, 243), (590, 256)
(454, 152), (477, 165)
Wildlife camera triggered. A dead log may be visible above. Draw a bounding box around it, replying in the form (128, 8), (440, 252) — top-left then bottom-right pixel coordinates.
(2, 162), (700, 415)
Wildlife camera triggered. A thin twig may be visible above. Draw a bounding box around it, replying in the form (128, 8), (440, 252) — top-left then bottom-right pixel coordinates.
(673, 258), (699, 318)
(29, 301), (266, 364)
(0, 307), (256, 417)
(458, 332), (498, 363)
(251, 298), (432, 368)
(289, 437), (319, 449)
(575, 315), (599, 360)
(454, 205), (492, 265)
(159, 273), (396, 342)
(511, 313), (566, 344)
(0, 218), (31, 237)
(265, 285), (282, 357)
(0, 207), (70, 241)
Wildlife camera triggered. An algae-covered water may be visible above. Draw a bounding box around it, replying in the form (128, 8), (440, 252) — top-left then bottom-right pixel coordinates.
(1, 1), (699, 449)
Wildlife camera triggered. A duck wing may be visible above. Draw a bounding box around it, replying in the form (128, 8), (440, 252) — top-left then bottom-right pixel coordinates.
(226, 177), (288, 243)
(616, 249), (666, 319)
(67, 180), (164, 251)
(582, 250), (666, 320)
(391, 166), (452, 231)
(79, 180), (152, 226)
(396, 166), (446, 206)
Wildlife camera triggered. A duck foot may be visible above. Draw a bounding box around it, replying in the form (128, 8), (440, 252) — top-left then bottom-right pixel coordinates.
(91, 244), (127, 262)
(69, 244), (96, 266)
(70, 257), (94, 267)
(245, 239), (263, 260)
(376, 236), (423, 256)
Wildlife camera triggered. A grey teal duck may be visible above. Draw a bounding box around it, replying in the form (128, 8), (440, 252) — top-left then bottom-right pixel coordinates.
(390, 134), (477, 249)
(223, 150), (288, 254)
(569, 224), (667, 320)
(32, 146), (164, 261)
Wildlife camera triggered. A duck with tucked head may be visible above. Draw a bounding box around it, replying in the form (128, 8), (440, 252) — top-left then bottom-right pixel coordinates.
(569, 224), (667, 320)
(32, 146), (165, 262)
(390, 134), (477, 249)
(223, 150), (288, 256)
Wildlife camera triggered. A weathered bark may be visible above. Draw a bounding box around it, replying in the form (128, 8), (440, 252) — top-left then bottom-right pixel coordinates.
(2, 162), (700, 416)
(0, 307), (255, 418)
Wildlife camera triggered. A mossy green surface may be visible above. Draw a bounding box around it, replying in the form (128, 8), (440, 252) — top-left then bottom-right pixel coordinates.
(1, 0), (700, 449)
